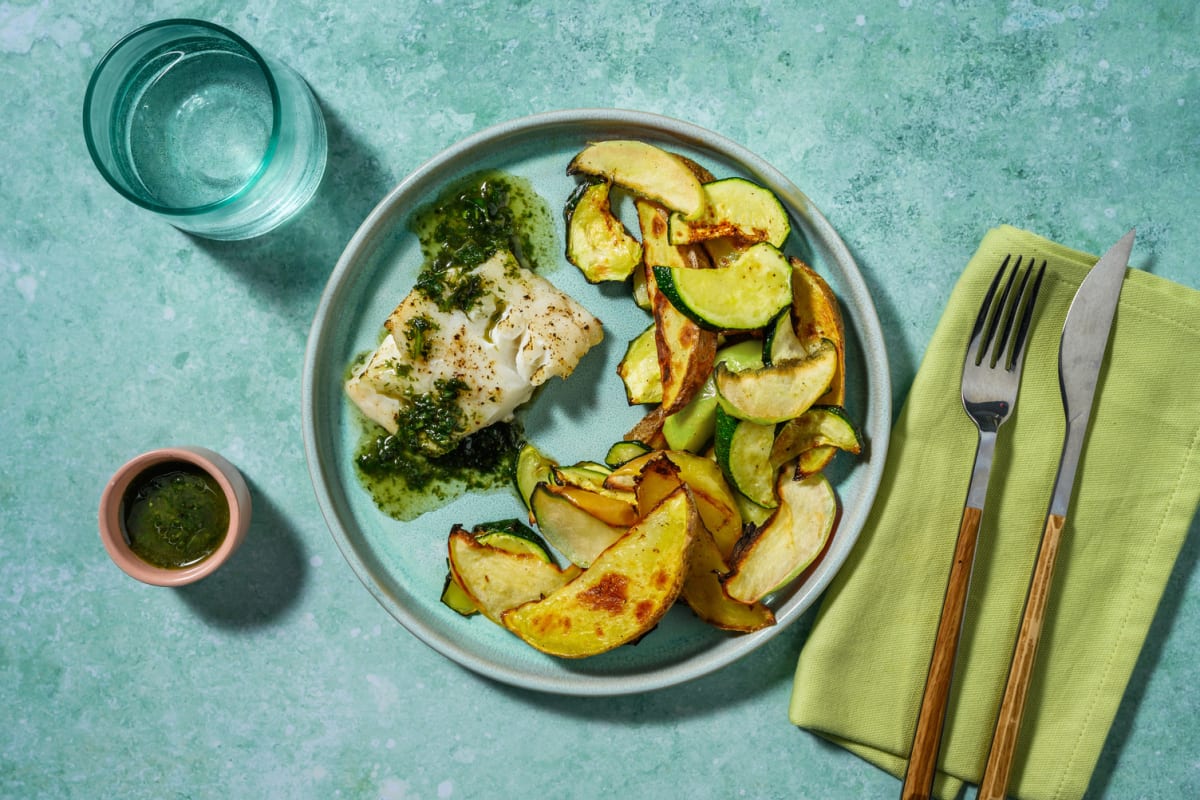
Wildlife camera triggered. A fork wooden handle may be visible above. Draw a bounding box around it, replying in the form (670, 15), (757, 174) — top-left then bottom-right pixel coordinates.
(978, 513), (1067, 800)
(900, 505), (984, 800)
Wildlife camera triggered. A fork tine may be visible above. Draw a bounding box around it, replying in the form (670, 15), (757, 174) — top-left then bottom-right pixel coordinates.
(1007, 260), (1047, 372)
(966, 255), (1011, 365)
(983, 256), (1024, 367)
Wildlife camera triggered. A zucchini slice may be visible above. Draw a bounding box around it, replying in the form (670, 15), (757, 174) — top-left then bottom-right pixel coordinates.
(702, 236), (751, 269)
(502, 488), (697, 658)
(653, 242), (792, 331)
(796, 446), (836, 478)
(714, 407), (779, 509)
(568, 140), (707, 220)
(733, 489), (774, 529)
(529, 483), (627, 567)
(604, 439), (653, 468)
(667, 177), (790, 248)
(617, 325), (663, 405)
(631, 263), (651, 310)
(550, 464), (627, 500)
(715, 340), (838, 425)
(472, 518), (553, 560)
(447, 528), (580, 624)
(514, 442), (556, 516)
(565, 180), (643, 283)
(440, 570), (479, 616)
(769, 406), (863, 469)
(763, 309), (809, 365)
(723, 473), (838, 604)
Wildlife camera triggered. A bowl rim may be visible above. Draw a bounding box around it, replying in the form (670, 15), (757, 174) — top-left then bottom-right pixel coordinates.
(98, 446), (252, 586)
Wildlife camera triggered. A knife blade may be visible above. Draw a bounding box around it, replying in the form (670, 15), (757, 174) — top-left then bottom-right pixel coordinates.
(1050, 228), (1136, 515)
(977, 229), (1134, 800)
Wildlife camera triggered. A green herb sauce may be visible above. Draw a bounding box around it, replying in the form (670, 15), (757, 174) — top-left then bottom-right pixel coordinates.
(351, 171), (557, 521)
(122, 463), (229, 568)
(413, 171), (554, 304)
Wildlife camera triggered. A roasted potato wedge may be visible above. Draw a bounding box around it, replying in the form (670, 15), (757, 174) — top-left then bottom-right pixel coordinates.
(632, 454), (773, 631)
(502, 488), (698, 658)
(653, 290), (717, 414)
(448, 528), (581, 624)
(790, 257), (847, 475)
(624, 405), (669, 449)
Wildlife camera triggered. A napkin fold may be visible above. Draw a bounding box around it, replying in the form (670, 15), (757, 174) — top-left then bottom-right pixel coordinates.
(790, 225), (1200, 800)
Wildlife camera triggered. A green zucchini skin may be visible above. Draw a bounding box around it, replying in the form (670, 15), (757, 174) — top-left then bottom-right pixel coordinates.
(714, 406), (779, 509)
(440, 570), (479, 616)
(604, 440), (653, 468)
(653, 242), (792, 331)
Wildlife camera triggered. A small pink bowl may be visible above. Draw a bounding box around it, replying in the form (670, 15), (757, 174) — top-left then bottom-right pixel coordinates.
(99, 446), (252, 586)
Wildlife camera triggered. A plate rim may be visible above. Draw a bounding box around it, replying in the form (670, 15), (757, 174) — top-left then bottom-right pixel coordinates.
(301, 108), (891, 696)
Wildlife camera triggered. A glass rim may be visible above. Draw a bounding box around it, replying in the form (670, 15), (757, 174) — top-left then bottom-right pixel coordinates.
(82, 18), (283, 217)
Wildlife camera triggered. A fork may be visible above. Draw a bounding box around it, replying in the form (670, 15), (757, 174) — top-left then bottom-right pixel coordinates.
(900, 255), (1046, 800)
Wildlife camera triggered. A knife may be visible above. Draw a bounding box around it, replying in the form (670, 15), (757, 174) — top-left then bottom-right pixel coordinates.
(977, 229), (1135, 800)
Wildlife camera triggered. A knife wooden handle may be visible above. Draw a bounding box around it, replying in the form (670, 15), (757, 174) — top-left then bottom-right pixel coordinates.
(978, 513), (1067, 800)
(900, 505), (983, 800)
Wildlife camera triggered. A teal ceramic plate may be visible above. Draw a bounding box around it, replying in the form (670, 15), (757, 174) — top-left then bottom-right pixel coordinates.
(302, 109), (891, 695)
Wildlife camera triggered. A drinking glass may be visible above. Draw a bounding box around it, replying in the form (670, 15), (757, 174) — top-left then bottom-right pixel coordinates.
(83, 19), (327, 240)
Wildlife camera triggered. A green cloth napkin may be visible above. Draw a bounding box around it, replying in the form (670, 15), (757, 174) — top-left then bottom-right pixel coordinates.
(790, 225), (1200, 800)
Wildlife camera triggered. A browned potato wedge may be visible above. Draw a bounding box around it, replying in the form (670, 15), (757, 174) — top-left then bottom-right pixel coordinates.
(653, 290), (717, 415)
(636, 198), (711, 304)
(790, 257), (847, 475)
(635, 197), (717, 414)
(541, 482), (638, 527)
(603, 449), (742, 559)
(660, 450), (743, 558)
(632, 454), (773, 632)
(502, 488), (698, 658)
(632, 451), (685, 517)
(791, 257), (845, 405)
(624, 405), (669, 449)
(448, 529), (581, 624)
(684, 524), (776, 632)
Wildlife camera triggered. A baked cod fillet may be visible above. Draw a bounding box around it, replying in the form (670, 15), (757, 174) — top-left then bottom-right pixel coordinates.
(345, 250), (603, 455)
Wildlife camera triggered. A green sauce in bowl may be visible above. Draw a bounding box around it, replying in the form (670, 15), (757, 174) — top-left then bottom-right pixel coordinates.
(121, 462), (230, 569)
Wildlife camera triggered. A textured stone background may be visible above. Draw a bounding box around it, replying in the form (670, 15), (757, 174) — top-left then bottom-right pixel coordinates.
(2, 2), (1197, 798)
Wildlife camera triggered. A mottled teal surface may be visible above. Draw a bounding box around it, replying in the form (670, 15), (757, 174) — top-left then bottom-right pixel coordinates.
(2, 2), (1197, 798)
